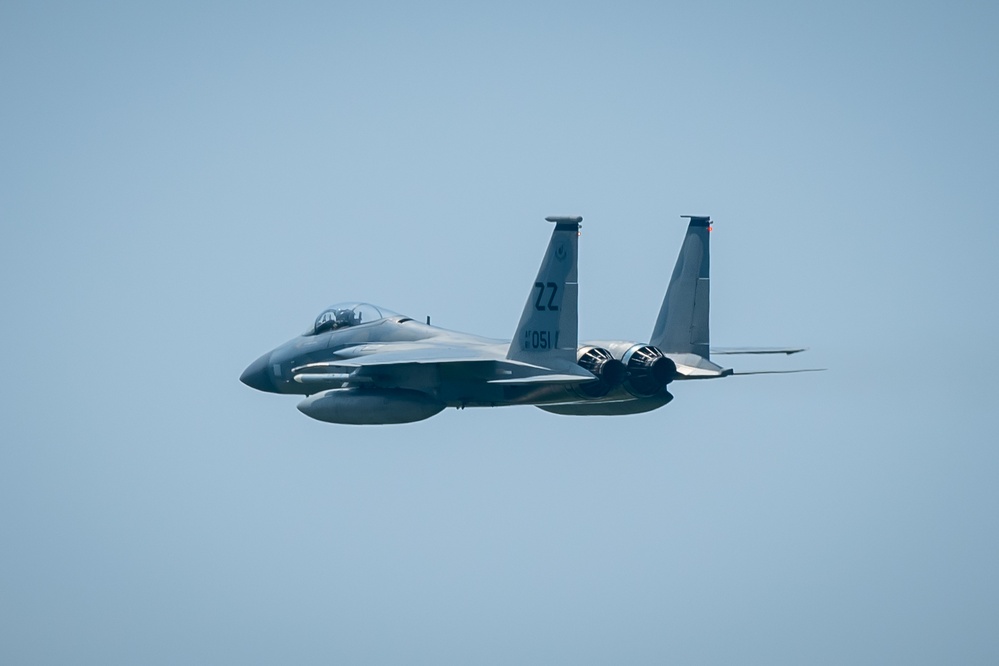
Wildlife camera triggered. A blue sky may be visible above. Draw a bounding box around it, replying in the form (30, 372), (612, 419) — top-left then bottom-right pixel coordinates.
(2, 2), (998, 663)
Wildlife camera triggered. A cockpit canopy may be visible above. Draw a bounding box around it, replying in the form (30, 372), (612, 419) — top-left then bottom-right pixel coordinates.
(309, 302), (402, 335)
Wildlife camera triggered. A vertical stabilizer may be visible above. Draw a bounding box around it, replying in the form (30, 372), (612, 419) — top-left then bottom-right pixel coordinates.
(507, 216), (580, 365)
(650, 215), (711, 358)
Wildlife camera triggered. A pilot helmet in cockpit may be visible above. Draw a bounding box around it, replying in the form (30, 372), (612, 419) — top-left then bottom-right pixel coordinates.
(311, 302), (396, 335)
(342, 308), (364, 326)
(314, 307), (358, 334)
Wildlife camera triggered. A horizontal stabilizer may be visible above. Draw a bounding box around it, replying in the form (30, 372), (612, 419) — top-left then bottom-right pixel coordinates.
(730, 368), (826, 375)
(712, 347), (807, 355)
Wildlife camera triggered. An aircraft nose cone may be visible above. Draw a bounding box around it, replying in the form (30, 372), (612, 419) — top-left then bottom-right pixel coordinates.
(240, 353), (276, 392)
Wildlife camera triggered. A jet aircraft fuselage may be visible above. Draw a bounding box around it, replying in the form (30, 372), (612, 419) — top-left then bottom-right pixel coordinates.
(241, 312), (590, 407)
(241, 215), (810, 424)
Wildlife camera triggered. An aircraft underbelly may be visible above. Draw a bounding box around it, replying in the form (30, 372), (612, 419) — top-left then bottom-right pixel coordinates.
(537, 393), (673, 416)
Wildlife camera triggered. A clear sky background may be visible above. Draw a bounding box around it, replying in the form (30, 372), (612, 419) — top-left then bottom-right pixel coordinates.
(2, 1), (998, 663)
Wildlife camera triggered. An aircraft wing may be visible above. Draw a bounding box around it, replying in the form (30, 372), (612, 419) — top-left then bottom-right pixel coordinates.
(290, 347), (594, 388)
(486, 374), (595, 385)
(323, 346), (499, 367)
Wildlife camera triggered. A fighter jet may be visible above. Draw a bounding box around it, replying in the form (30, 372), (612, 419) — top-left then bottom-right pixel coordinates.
(240, 215), (812, 424)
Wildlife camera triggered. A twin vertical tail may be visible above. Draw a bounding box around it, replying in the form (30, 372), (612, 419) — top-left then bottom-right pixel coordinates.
(509, 214), (710, 364)
(507, 216), (581, 365)
(650, 215), (712, 358)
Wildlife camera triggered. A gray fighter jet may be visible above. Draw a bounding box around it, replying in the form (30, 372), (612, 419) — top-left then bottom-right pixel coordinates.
(241, 215), (811, 424)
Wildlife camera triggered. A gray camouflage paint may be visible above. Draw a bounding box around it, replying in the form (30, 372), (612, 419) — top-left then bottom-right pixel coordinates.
(241, 215), (799, 424)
